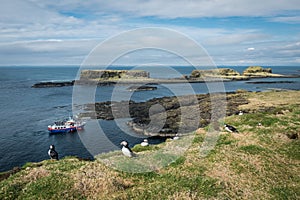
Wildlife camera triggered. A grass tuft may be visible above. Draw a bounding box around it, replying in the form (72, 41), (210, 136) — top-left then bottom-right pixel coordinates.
(131, 144), (160, 152)
(239, 144), (267, 155)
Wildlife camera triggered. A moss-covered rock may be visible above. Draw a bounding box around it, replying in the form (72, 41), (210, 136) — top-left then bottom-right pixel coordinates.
(80, 70), (149, 80)
(243, 66), (272, 74)
(218, 68), (241, 76)
(190, 68), (240, 78)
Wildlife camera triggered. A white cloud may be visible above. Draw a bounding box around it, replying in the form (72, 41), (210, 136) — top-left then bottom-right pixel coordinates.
(36, 0), (300, 19)
(0, 0), (299, 66)
(270, 16), (300, 24)
(0, 39), (100, 65)
(22, 0), (300, 19)
(204, 32), (270, 46)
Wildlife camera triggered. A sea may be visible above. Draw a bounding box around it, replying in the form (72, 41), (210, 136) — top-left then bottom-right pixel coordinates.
(0, 66), (299, 172)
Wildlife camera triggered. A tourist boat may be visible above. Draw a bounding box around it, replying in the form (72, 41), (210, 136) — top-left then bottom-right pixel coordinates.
(47, 117), (85, 133)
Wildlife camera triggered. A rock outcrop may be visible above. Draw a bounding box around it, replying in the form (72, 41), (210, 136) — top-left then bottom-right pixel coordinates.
(80, 92), (249, 136)
(242, 66), (283, 78)
(189, 68), (249, 81)
(189, 66), (286, 80)
(32, 80), (75, 88)
(190, 68), (241, 78)
(127, 85), (157, 91)
(80, 70), (149, 81)
(243, 66), (272, 74)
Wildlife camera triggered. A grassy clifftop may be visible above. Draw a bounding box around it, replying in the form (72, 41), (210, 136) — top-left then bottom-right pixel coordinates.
(1, 90), (299, 199)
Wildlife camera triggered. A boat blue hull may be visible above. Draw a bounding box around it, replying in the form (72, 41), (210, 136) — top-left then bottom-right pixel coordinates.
(48, 127), (77, 133)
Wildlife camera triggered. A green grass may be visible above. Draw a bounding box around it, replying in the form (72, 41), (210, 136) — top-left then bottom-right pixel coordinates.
(270, 186), (299, 200)
(0, 157), (87, 199)
(239, 144), (268, 155)
(123, 172), (222, 199)
(168, 156), (186, 167)
(192, 133), (205, 144)
(19, 173), (83, 199)
(216, 134), (237, 146)
(131, 144), (160, 152)
(277, 140), (300, 160)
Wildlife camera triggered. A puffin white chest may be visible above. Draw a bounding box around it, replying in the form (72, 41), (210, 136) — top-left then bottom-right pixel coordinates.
(122, 146), (133, 157)
(225, 126), (233, 132)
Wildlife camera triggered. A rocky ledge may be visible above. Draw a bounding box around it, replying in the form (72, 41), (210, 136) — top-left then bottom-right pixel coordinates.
(127, 85), (157, 91)
(79, 91), (250, 136)
(246, 81), (295, 84)
(32, 80), (75, 88)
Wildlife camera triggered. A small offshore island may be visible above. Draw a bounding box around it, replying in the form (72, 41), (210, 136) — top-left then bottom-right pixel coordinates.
(31, 66), (298, 88)
(77, 66), (290, 84)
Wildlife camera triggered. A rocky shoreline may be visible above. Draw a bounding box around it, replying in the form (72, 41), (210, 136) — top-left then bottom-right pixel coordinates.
(246, 81), (295, 84)
(127, 85), (157, 91)
(79, 91), (250, 136)
(31, 80), (75, 88)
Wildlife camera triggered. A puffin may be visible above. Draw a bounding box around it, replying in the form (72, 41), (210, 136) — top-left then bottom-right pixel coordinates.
(120, 141), (135, 157)
(141, 139), (149, 147)
(48, 144), (58, 160)
(238, 111), (244, 116)
(224, 124), (238, 133)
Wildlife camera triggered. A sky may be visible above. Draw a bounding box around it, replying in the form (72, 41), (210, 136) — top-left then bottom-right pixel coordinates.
(0, 0), (300, 66)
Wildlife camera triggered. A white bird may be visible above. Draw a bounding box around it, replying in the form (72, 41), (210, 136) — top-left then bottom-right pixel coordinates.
(141, 139), (149, 147)
(120, 141), (135, 157)
(48, 145), (58, 160)
(172, 134), (180, 140)
(224, 124), (238, 133)
(238, 111), (244, 115)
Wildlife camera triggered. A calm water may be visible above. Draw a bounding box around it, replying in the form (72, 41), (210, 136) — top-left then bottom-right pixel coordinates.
(0, 66), (299, 172)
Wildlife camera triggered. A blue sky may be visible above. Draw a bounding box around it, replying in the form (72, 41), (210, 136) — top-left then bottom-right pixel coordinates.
(0, 0), (299, 66)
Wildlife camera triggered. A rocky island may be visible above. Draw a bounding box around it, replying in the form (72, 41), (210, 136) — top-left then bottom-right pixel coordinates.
(32, 66), (298, 88)
(189, 66), (287, 81)
(78, 66), (291, 83)
(79, 69), (149, 81)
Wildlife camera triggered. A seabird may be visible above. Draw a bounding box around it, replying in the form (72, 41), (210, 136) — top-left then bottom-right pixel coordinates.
(224, 124), (238, 133)
(238, 111), (244, 115)
(120, 141), (135, 157)
(172, 134), (180, 140)
(48, 145), (58, 160)
(141, 139), (149, 147)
